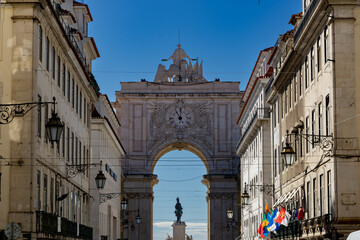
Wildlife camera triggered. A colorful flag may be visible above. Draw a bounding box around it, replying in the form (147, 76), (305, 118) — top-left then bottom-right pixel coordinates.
(265, 203), (272, 216)
(257, 214), (266, 238)
(275, 207), (286, 224)
(268, 209), (278, 232)
(280, 211), (291, 227)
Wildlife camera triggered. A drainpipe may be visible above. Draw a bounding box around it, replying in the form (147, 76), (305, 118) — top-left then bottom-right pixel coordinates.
(328, 7), (339, 226)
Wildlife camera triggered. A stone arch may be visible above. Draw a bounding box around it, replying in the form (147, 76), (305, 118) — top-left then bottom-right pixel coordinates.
(148, 138), (214, 173)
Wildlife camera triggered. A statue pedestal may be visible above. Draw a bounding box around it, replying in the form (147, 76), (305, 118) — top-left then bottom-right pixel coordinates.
(172, 221), (186, 240)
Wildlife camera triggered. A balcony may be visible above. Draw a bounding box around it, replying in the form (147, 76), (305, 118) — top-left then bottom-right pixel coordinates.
(294, 0), (321, 44)
(36, 211), (93, 240)
(237, 108), (270, 152)
(271, 214), (331, 239)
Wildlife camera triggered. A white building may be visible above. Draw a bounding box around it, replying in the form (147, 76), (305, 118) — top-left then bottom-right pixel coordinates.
(236, 47), (273, 239)
(90, 94), (126, 240)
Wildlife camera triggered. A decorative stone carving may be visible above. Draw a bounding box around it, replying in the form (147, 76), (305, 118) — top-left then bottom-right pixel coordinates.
(148, 99), (212, 152)
(155, 44), (206, 83)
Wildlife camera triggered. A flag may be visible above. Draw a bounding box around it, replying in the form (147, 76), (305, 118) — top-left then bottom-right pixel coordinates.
(257, 214), (266, 238)
(280, 211), (291, 227)
(258, 213), (270, 238)
(265, 203), (272, 216)
(268, 209), (279, 232)
(275, 207), (286, 224)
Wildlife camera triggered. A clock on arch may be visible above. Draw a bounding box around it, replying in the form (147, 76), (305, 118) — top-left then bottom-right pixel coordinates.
(167, 106), (192, 128)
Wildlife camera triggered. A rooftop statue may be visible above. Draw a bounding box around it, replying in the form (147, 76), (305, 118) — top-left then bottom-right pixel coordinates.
(174, 197), (183, 222)
(155, 45), (206, 83)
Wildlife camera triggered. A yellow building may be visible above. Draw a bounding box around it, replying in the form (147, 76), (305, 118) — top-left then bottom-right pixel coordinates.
(0, 0), (100, 239)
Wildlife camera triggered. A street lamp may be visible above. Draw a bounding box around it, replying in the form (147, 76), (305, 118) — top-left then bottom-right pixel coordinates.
(281, 129), (334, 167)
(45, 98), (64, 142)
(67, 161), (106, 189)
(95, 170), (106, 189)
(135, 209), (141, 224)
(121, 198), (128, 210)
(241, 186), (250, 205)
(281, 130), (295, 167)
(0, 97), (64, 143)
(227, 209), (234, 219)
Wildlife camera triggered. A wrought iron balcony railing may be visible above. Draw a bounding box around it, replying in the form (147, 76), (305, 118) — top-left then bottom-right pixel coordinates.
(271, 214), (331, 239)
(36, 211), (93, 240)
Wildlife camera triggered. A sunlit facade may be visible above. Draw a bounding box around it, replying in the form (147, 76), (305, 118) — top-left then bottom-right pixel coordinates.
(0, 0), (100, 239)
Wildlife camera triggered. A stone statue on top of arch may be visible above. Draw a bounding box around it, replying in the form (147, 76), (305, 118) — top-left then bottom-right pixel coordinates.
(155, 44), (207, 83)
(174, 197), (183, 222)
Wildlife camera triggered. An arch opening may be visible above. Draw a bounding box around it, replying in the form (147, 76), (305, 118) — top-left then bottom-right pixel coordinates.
(153, 149), (208, 240)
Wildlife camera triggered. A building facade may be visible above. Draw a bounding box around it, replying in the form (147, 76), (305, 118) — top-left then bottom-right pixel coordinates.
(236, 47), (273, 239)
(0, 0), (100, 239)
(266, 0), (360, 238)
(90, 94), (126, 240)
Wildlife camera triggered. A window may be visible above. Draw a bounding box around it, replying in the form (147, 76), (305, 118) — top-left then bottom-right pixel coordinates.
(46, 37), (50, 71)
(39, 26), (43, 62)
(324, 26), (329, 63)
(66, 71), (70, 97)
(37, 171), (41, 210)
(61, 185), (64, 217)
(62, 64), (66, 96)
(84, 99), (87, 124)
(294, 74), (297, 103)
(86, 149), (89, 177)
(274, 149), (277, 177)
(79, 141), (82, 168)
(45, 103), (49, 142)
(62, 124), (65, 157)
(326, 95), (330, 135)
(305, 56), (309, 89)
(320, 174), (324, 215)
(75, 137), (78, 165)
(306, 181), (310, 217)
(312, 109), (315, 148)
(72, 79), (75, 108)
(76, 85), (79, 113)
(55, 181), (59, 214)
(52, 47), (56, 79)
(311, 47), (315, 81)
(71, 132), (74, 164)
(313, 178), (317, 217)
(306, 116), (309, 153)
(68, 73), (71, 102)
(299, 67), (303, 96)
(318, 102), (323, 136)
(327, 171), (332, 215)
(66, 187), (70, 218)
(57, 57), (61, 87)
(83, 146), (86, 175)
(67, 127), (70, 161)
(50, 178), (54, 213)
(37, 95), (42, 137)
(44, 174), (48, 212)
(284, 88), (288, 114)
(317, 37), (322, 72)
(80, 92), (82, 119)
(289, 82), (292, 108)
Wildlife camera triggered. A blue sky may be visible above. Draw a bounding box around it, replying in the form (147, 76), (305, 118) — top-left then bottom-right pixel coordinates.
(85, 1), (301, 239)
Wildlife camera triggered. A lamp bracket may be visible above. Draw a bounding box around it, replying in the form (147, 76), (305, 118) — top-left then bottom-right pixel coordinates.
(0, 101), (55, 124)
(248, 184), (274, 196)
(100, 193), (121, 203)
(66, 163), (101, 178)
(296, 133), (334, 156)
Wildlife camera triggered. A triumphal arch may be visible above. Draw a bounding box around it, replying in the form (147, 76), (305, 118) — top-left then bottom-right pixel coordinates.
(114, 45), (242, 240)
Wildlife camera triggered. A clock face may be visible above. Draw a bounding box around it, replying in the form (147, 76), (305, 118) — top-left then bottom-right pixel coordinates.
(168, 107), (192, 128)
